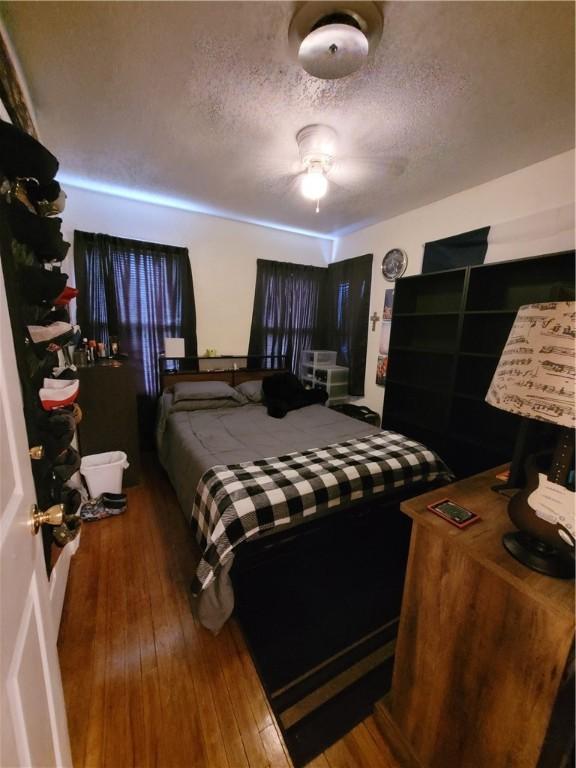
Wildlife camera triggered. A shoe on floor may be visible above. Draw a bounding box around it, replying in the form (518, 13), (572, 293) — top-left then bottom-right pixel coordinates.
(79, 497), (125, 521)
(102, 491), (126, 507)
(104, 503), (126, 516)
(102, 492), (127, 513)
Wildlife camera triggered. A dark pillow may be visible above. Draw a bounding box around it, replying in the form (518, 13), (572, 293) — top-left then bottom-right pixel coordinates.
(235, 380), (263, 403)
(173, 380), (244, 403)
(170, 398), (245, 413)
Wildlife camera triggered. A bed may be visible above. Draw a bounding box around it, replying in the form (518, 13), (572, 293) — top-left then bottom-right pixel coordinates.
(156, 362), (453, 633)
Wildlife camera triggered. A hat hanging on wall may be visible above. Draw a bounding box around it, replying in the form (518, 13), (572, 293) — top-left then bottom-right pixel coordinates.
(289, 2), (383, 79)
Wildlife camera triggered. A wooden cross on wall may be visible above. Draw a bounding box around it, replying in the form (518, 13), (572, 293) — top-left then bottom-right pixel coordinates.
(370, 311), (381, 331)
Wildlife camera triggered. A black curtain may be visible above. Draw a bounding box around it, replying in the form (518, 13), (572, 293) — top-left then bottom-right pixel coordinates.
(321, 254), (372, 396)
(74, 231), (197, 444)
(248, 259), (325, 374)
(422, 227), (490, 273)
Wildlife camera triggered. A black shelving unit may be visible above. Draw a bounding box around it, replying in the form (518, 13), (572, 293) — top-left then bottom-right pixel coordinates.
(382, 251), (575, 478)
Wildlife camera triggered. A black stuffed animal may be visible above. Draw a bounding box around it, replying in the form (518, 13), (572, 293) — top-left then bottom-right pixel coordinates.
(262, 372), (328, 419)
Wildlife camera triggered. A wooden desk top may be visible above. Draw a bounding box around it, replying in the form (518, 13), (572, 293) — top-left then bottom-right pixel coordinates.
(400, 465), (575, 621)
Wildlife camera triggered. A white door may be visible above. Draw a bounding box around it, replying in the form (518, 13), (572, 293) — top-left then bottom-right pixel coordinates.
(0, 270), (72, 767)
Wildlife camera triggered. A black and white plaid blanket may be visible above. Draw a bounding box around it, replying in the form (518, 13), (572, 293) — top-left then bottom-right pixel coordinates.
(190, 431), (452, 594)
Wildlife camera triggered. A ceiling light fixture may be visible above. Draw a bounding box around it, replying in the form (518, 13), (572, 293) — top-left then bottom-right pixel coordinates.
(299, 14), (368, 80)
(296, 124), (337, 213)
(301, 163), (328, 201)
(289, 2), (383, 80)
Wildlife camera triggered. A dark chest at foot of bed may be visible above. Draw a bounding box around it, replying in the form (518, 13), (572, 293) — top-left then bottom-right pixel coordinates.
(230, 487), (428, 691)
(230, 487), (436, 767)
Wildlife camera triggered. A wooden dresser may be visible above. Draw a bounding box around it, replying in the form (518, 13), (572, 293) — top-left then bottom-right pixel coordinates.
(76, 362), (140, 486)
(376, 465), (574, 768)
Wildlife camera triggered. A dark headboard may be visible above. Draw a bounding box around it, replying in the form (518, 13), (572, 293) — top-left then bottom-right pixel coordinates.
(158, 355), (288, 393)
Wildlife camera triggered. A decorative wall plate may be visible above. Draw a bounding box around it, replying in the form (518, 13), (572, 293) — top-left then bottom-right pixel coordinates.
(382, 248), (408, 280)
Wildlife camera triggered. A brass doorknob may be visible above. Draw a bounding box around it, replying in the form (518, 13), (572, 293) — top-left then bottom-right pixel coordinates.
(30, 503), (64, 535)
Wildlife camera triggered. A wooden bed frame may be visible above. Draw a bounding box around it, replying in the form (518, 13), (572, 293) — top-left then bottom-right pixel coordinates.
(158, 354), (288, 392)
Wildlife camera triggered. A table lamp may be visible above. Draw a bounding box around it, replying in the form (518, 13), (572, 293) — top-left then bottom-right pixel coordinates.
(164, 337), (186, 358)
(485, 301), (575, 578)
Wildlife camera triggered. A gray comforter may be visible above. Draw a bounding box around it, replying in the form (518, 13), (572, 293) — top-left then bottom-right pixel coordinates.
(157, 393), (377, 523)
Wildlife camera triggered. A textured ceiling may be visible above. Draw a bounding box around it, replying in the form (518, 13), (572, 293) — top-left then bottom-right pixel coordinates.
(3, 1), (574, 237)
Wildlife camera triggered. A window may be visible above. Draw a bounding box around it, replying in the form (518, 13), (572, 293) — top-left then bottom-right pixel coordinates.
(74, 231), (197, 442)
(248, 259), (325, 374)
(248, 255), (372, 395)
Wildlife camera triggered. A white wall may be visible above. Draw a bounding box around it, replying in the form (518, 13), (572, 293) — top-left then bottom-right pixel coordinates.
(60, 186), (332, 355)
(60, 150), (574, 408)
(332, 150), (575, 414)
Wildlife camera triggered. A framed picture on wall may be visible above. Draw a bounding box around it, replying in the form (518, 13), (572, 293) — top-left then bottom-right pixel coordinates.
(382, 288), (394, 321)
(376, 354), (388, 386)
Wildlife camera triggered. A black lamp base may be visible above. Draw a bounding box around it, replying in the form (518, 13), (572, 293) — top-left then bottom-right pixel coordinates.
(503, 532), (575, 579)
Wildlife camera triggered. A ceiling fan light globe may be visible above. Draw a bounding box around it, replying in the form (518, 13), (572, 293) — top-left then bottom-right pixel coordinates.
(301, 171), (328, 200)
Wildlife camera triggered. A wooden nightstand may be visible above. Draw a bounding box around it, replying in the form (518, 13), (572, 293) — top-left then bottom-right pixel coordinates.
(375, 465), (575, 768)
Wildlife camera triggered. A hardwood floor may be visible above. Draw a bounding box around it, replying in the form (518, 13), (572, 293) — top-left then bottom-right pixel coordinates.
(58, 455), (400, 768)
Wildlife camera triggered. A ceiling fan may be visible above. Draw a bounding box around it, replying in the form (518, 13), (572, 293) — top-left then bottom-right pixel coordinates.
(296, 124), (336, 212)
(260, 3), (408, 215)
(266, 124), (409, 215)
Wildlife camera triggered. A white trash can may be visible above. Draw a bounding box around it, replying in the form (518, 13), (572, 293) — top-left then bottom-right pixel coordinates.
(80, 451), (129, 497)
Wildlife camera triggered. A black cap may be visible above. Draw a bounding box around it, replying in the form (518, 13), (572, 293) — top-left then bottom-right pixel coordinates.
(7, 200), (70, 262)
(0, 120), (59, 184)
(19, 266), (68, 305)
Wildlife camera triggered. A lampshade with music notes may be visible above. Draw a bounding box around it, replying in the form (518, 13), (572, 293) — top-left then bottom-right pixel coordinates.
(486, 301), (575, 428)
(486, 300), (575, 577)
